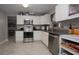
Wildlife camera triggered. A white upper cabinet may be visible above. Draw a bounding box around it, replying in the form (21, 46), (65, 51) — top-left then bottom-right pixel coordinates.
(55, 4), (69, 22)
(17, 15), (24, 24)
(55, 4), (79, 22)
(17, 15), (40, 24)
(17, 15), (50, 25)
(16, 31), (23, 42)
(31, 16), (40, 24)
(40, 14), (50, 24)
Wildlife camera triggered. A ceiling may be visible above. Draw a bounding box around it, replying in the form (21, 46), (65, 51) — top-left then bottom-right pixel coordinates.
(0, 4), (56, 15)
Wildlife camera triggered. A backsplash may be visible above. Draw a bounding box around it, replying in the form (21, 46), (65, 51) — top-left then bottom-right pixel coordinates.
(52, 18), (79, 34)
(59, 18), (79, 29)
(17, 25), (24, 30)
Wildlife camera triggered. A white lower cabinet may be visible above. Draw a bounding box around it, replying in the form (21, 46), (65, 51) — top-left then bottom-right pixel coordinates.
(34, 31), (48, 47)
(16, 31), (23, 42)
(34, 31), (41, 41)
(41, 31), (49, 47)
(15, 31), (48, 47)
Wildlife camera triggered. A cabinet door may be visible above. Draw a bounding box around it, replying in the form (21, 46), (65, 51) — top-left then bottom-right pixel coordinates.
(40, 14), (50, 24)
(44, 14), (50, 24)
(16, 31), (23, 41)
(55, 4), (69, 21)
(33, 16), (40, 24)
(34, 31), (41, 40)
(17, 15), (24, 24)
(41, 31), (48, 47)
(25, 16), (40, 24)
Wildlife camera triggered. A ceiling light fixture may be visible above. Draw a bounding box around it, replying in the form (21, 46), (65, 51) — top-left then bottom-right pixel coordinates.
(22, 4), (29, 7)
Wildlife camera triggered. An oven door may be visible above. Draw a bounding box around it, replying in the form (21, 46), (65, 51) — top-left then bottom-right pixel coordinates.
(48, 34), (59, 55)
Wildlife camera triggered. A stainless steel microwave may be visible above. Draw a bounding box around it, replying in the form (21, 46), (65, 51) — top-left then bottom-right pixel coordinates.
(24, 19), (33, 25)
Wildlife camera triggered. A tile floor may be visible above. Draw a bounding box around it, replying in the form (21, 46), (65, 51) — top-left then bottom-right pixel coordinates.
(0, 41), (52, 55)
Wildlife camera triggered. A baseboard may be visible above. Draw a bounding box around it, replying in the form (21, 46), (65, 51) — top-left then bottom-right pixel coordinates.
(0, 39), (8, 45)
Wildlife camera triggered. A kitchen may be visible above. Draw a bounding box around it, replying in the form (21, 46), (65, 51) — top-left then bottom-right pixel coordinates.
(0, 4), (79, 55)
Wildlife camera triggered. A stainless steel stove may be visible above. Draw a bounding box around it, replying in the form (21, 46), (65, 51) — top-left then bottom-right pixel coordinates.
(23, 19), (33, 43)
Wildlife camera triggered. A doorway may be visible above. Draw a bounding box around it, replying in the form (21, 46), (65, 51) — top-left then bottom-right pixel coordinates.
(8, 16), (16, 42)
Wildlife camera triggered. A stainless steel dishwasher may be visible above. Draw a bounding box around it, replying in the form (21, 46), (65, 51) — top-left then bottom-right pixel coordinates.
(48, 33), (59, 55)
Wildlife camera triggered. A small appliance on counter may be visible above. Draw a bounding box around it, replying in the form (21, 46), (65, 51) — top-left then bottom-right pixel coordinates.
(23, 19), (33, 43)
(24, 19), (33, 25)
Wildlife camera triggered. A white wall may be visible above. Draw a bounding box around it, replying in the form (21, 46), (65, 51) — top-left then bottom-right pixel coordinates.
(55, 4), (69, 21)
(0, 10), (8, 42)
